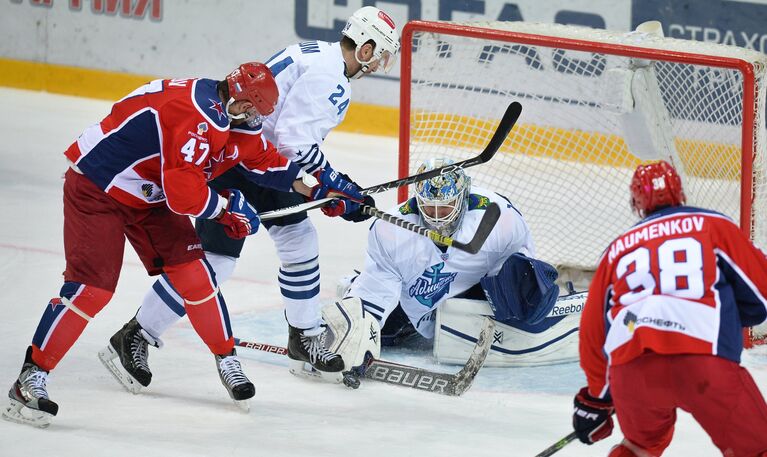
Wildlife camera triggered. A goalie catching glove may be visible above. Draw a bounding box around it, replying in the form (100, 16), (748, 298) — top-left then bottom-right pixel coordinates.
(572, 387), (614, 444)
(215, 189), (260, 239)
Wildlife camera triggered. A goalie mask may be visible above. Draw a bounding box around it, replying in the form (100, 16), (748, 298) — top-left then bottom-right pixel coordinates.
(342, 6), (401, 79)
(414, 158), (471, 237)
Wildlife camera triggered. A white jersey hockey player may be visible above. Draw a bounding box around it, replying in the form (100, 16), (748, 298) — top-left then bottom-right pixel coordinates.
(333, 158), (583, 368)
(99, 6), (401, 390)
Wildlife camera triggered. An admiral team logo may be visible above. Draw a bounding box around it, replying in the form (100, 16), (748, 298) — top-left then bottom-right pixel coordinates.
(408, 262), (457, 307)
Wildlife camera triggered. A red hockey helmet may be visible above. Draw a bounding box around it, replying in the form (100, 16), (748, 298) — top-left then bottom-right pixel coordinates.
(630, 160), (686, 217)
(225, 62), (278, 116)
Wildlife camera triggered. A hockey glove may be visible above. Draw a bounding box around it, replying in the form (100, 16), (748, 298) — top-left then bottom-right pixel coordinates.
(321, 172), (375, 222)
(573, 387), (615, 444)
(216, 189), (260, 240)
(310, 168), (364, 203)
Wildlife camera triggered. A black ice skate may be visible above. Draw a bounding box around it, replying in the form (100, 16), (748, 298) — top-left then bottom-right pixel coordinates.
(288, 324), (345, 383)
(215, 349), (255, 411)
(98, 317), (161, 394)
(2, 346), (59, 428)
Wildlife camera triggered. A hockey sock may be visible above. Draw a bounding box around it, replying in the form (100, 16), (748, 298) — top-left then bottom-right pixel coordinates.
(31, 282), (113, 371)
(136, 252), (237, 338)
(164, 259), (234, 355)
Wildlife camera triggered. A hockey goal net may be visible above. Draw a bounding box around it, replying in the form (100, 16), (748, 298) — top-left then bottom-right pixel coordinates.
(397, 20), (767, 343)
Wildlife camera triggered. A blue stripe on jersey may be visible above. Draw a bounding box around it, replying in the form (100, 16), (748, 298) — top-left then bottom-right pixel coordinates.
(265, 48), (286, 66)
(640, 205), (731, 225)
(269, 56), (295, 78)
(194, 79), (229, 130)
(77, 109), (161, 190)
(280, 285), (320, 300)
(236, 161), (302, 193)
(198, 191), (221, 219)
(299, 41), (320, 54)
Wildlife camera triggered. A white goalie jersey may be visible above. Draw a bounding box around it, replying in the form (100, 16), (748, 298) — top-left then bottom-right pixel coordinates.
(262, 40), (351, 174)
(347, 186), (534, 338)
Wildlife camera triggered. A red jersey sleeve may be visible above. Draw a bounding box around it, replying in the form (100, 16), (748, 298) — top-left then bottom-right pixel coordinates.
(579, 253), (612, 398)
(227, 127), (302, 192)
(710, 216), (767, 326)
(158, 98), (229, 219)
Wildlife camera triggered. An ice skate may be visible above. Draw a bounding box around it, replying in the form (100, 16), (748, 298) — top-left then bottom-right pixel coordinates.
(215, 349), (255, 411)
(98, 317), (161, 394)
(2, 346), (58, 428)
(288, 324), (345, 383)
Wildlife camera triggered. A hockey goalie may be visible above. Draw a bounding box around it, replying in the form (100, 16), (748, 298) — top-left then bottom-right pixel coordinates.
(326, 158), (584, 373)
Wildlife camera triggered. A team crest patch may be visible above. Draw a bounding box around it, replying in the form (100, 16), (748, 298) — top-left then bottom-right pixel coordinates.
(140, 182), (165, 202)
(408, 262), (457, 307)
(468, 194), (490, 210)
(197, 122), (208, 135)
(399, 197), (419, 215)
(624, 311), (637, 333)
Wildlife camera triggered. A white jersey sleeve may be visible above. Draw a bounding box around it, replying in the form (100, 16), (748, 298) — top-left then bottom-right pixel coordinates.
(347, 221), (403, 324)
(486, 197), (536, 275)
(262, 41), (350, 174)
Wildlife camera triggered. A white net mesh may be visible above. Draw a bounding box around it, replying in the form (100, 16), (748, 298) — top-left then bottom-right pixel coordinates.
(402, 21), (767, 273)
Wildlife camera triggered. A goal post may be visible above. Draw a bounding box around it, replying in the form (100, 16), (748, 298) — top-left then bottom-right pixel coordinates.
(398, 20), (767, 272)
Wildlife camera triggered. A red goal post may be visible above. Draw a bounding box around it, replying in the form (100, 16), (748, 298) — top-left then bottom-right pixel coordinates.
(396, 20), (767, 344)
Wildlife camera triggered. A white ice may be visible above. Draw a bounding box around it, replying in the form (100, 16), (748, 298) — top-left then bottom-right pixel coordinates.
(1, 87), (766, 456)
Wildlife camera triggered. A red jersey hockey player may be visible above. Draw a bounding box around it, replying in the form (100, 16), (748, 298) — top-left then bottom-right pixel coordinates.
(1, 62), (363, 428)
(571, 160), (767, 456)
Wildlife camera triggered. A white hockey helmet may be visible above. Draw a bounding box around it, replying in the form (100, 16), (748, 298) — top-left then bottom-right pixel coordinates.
(342, 6), (401, 79)
(414, 158), (471, 237)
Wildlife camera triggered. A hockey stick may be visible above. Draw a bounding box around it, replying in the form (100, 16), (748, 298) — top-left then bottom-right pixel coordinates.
(360, 202), (501, 254)
(234, 316), (495, 396)
(534, 432), (577, 457)
(259, 101), (523, 221)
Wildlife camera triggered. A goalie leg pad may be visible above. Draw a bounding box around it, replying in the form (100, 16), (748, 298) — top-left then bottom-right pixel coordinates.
(323, 298), (381, 370)
(434, 295), (584, 367)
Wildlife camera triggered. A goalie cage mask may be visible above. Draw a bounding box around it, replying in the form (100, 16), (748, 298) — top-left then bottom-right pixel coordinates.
(414, 158), (471, 237)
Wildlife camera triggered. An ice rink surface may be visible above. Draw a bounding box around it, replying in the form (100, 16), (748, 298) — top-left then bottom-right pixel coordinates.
(1, 87), (766, 456)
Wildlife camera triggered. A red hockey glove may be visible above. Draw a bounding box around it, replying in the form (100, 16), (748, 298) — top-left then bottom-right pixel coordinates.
(573, 387), (614, 444)
(216, 189), (260, 240)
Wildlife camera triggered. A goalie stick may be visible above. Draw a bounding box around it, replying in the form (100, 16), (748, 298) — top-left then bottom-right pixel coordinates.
(259, 101), (523, 221)
(534, 432), (577, 457)
(360, 202), (500, 254)
(234, 316), (495, 396)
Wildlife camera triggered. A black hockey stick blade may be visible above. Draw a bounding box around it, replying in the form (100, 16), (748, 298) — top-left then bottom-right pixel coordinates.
(534, 432), (577, 457)
(259, 101), (522, 221)
(346, 317), (495, 396)
(363, 101), (522, 194)
(360, 202), (500, 255)
(449, 202), (501, 254)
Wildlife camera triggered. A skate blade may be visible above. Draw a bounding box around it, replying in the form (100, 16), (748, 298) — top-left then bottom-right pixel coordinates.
(288, 360), (343, 384)
(2, 398), (53, 428)
(97, 345), (142, 394)
(233, 399), (250, 413)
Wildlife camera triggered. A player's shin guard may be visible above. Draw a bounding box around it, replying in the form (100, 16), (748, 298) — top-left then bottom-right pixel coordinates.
(164, 259), (234, 355)
(135, 252), (237, 338)
(31, 282), (112, 371)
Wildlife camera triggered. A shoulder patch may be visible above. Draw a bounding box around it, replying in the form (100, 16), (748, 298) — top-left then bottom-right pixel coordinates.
(192, 79), (229, 131)
(399, 197), (419, 216)
(468, 194), (491, 211)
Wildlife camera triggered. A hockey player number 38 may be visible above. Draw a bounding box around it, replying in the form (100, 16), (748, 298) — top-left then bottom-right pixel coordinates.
(616, 237), (705, 303)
